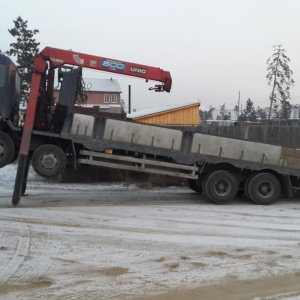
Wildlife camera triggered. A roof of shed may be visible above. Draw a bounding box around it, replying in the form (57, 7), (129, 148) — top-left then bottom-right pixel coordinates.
(127, 102), (200, 119)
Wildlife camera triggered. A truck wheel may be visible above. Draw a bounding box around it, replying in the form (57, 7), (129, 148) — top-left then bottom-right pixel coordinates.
(204, 170), (238, 204)
(32, 144), (66, 178)
(186, 174), (204, 193)
(247, 173), (280, 205)
(244, 173), (257, 200)
(0, 131), (15, 168)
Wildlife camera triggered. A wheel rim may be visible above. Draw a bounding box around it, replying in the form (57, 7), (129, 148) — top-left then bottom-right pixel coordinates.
(248, 173), (280, 205)
(32, 144), (66, 178)
(214, 179), (231, 196)
(257, 181), (274, 198)
(204, 170), (238, 203)
(40, 153), (58, 170)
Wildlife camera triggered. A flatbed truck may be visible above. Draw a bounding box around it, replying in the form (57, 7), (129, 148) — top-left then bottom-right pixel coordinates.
(0, 47), (299, 206)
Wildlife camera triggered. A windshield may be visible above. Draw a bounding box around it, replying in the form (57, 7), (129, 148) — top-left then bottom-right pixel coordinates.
(0, 63), (5, 87)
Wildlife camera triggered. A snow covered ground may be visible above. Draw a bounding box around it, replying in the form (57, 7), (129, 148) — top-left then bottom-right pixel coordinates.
(1, 164), (300, 299)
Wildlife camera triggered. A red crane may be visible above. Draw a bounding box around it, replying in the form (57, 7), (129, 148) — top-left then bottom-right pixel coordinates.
(12, 47), (172, 205)
(36, 47), (172, 91)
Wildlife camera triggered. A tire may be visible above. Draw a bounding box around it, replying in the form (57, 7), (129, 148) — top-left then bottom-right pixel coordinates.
(247, 173), (280, 205)
(10, 151), (19, 164)
(0, 131), (15, 168)
(202, 171), (215, 193)
(244, 173), (258, 200)
(204, 170), (239, 204)
(186, 174), (204, 193)
(32, 144), (66, 178)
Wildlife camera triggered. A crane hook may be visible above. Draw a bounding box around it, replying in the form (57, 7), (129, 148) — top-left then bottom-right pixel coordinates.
(149, 85), (164, 92)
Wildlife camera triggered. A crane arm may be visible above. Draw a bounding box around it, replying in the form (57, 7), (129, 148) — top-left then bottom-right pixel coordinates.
(34, 47), (172, 92)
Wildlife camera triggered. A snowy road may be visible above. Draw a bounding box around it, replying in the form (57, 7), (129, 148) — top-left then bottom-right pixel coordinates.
(1, 165), (300, 299)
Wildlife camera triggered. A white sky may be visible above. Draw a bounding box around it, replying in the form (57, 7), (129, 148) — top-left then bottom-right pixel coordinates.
(1, 0), (300, 112)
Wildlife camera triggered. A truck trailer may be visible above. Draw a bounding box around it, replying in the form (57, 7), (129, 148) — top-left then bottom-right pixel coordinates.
(0, 48), (299, 206)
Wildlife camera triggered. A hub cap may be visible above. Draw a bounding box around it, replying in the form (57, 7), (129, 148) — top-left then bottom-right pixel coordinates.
(40, 154), (58, 170)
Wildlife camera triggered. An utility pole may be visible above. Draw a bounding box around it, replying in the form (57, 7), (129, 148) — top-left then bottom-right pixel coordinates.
(128, 85), (131, 114)
(238, 91), (240, 117)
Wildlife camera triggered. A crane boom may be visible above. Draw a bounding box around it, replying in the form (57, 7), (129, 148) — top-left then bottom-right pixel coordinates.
(34, 47), (172, 92)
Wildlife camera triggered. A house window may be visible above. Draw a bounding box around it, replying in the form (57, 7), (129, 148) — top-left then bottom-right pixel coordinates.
(111, 94), (117, 103)
(104, 94), (110, 103)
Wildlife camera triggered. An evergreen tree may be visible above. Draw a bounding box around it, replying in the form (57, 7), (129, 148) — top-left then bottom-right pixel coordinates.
(238, 98), (258, 121)
(6, 16), (40, 102)
(266, 45), (294, 119)
(280, 100), (291, 119)
(256, 106), (267, 120)
(216, 103), (231, 120)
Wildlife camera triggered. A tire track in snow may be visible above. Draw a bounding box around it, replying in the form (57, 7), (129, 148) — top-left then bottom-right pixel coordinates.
(8, 222), (62, 283)
(0, 221), (61, 286)
(18, 238), (61, 282)
(0, 223), (30, 284)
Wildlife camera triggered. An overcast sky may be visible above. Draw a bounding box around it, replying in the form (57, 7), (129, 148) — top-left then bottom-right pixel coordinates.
(1, 0), (300, 112)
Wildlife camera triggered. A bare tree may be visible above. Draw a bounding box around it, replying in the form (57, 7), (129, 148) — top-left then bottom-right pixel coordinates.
(200, 105), (215, 122)
(266, 45), (294, 119)
(216, 103), (231, 120)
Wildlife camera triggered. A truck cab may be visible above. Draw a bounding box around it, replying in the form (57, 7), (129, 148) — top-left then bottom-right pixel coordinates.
(0, 53), (20, 123)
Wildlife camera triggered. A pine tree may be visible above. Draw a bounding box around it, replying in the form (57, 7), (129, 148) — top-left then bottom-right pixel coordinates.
(256, 106), (267, 120)
(266, 45), (294, 119)
(238, 98), (258, 121)
(6, 16), (40, 102)
(280, 100), (291, 119)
